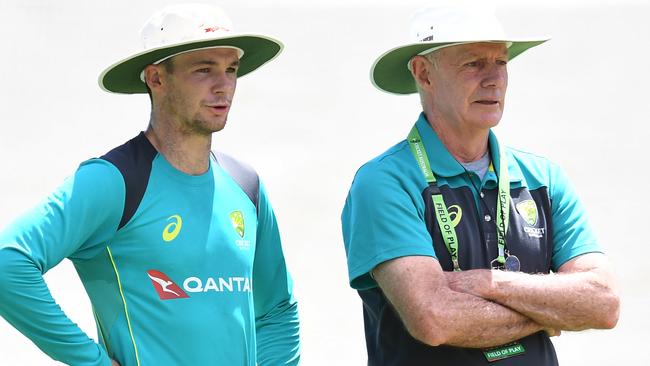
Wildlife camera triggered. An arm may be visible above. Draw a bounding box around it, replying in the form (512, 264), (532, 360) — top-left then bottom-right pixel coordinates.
(445, 252), (620, 330)
(253, 182), (300, 365)
(374, 255), (555, 349)
(0, 160), (124, 366)
(445, 162), (619, 331)
(343, 161), (553, 348)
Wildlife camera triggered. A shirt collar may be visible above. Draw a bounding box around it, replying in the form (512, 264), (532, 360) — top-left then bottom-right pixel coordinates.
(488, 131), (524, 185)
(415, 113), (464, 177)
(414, 112), (523, 183)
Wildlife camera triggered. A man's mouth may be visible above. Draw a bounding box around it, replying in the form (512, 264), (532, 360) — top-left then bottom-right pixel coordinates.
(206, 104), (230, 113)
(474, 100), (499, 105)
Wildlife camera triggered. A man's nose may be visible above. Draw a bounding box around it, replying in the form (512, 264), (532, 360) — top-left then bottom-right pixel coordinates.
(211, 73), (235, 94)
(481, 64), (507, 89)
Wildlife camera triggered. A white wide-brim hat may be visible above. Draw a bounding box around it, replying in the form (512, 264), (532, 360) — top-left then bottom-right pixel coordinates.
(371, 4), (549, 95)
(99, 3), (283, 94)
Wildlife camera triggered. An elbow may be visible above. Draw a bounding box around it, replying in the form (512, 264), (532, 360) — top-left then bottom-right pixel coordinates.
(403, 309), (451, 347)
(0, 247), (35, 300)
(594, 277), (621, 329)
(579, 286), (620, 330)
(599, 292), (621, 329)
(0, 248), (14, 286)
(408, 327), (447, 347)
(0, 249), (16, 303)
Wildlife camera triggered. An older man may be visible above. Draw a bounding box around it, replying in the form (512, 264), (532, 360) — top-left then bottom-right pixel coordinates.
(0, 4), (299, 366)
(342, 4), (619, 365)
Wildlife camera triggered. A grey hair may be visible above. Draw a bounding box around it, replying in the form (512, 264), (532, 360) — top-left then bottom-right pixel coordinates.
(414, 50), (441, 108)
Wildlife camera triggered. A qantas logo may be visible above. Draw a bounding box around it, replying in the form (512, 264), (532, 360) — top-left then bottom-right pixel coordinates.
(147, 270), (252, 300)
(146, 270), (189, 300)
(184, 276), (252, 293)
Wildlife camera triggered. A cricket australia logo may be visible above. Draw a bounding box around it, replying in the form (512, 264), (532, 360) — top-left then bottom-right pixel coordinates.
(230, 210), (250, 250)
(230, 211), (245, 237)
(516, 200), (546, 238)
(516, 200), (538, 226)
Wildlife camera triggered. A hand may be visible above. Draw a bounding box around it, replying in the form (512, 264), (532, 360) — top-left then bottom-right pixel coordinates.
(111, 360), (121, 366)
(544, 328), (562, 337)
(444, 269), (492, 297)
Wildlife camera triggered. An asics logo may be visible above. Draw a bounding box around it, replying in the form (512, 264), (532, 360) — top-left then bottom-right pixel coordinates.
(146, 270), (189, 300)
(448, 205), (463, 228)
(162, 215), (182, 242)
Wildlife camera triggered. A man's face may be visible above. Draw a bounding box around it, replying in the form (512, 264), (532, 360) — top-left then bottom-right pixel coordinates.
(427, 42), (508, 131)
(158, 47), (239, 135)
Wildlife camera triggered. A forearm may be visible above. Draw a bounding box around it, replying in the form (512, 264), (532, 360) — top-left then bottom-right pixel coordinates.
(416, 286), (546, 348)
(374, 256), (555, 349)
(0, 248), (110, 366)
(256, 299), (300, 365)
(447, 265), (619, 331)
(486, 269), (618, 330)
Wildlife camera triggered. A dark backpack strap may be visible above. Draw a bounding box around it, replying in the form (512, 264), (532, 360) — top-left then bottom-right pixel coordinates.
(211, 151), (260, 214)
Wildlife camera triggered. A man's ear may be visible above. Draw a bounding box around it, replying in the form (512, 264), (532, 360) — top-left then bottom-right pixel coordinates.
(143, 64), (164, 91)
(409, 56), (432, 90)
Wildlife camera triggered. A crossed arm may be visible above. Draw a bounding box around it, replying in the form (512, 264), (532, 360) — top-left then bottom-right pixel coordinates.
(373, 252), (619, 349)
(444, 252), (620, 331)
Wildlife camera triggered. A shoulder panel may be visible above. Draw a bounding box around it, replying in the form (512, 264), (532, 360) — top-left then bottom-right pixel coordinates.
(212, 151), (260, 214)
(100, 133), (157, 230)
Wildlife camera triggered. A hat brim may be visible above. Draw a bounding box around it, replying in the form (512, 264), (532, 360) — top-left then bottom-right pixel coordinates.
(371, 38), (549, 95)
(99, 34), (283, 94)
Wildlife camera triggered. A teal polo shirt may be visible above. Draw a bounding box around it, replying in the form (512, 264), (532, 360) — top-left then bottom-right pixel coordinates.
(342, 113), (600, 290)
(341, 112), (602, 366)
(341, 114), (600, 366)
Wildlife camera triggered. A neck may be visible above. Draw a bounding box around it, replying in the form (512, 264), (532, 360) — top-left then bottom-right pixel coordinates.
(424, 111), (489, 163)
(145, 114), (212, 175)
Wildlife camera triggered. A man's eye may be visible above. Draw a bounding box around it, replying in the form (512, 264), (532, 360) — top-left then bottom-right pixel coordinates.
(226, 67), (238, 73)
(497, 60), (508, 66)
(465, 61), (478, 67)
(196, 68), (210, 73)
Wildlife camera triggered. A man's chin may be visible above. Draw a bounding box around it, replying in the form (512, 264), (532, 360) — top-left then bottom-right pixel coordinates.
(211, 123), (226, 133)
(204, 114), (228, 131)
(211, 117), (228, 132)
(185, 116), (227, 135)
(474, 114), (502, 129)
(203, 121), (226, 134)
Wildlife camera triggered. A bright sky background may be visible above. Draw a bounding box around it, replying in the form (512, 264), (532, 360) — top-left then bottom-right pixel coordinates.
(1, 0), (649, 365)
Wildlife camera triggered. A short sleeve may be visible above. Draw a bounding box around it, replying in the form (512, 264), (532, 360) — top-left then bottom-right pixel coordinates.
(342, 161), (436, 291)
(548, 163), (602, 270)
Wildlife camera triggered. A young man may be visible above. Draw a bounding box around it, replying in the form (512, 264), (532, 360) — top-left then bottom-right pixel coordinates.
(0, 4), (300, 366)
(342, 4), (619, 365)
